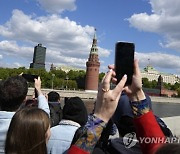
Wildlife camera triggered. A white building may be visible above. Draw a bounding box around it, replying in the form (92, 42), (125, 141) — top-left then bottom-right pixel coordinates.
(50, 64), (85, 73)
(141, 65), (180, 85)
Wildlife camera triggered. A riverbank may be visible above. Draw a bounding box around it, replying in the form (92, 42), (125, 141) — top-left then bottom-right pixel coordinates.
(150, 96), (180, 103)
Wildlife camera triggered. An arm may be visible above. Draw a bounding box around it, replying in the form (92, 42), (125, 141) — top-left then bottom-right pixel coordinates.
(123, 60), (165, 154)
(68, 69), (127, 154)
(34, 77), (50, 116)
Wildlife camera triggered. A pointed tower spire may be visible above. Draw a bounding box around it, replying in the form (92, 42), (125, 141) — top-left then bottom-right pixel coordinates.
(90, 28), (98, 55)
(85, 28), (100, 92)
(93, 28), (97, 40)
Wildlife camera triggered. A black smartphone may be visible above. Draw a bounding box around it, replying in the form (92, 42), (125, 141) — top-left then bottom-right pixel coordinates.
(22, 74), (38, 82)
(115, 42), (135, 85)
(34, 88), (38, 98)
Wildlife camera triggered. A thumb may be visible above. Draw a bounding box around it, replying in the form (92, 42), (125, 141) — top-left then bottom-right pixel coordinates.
(113, 74), (127, 98)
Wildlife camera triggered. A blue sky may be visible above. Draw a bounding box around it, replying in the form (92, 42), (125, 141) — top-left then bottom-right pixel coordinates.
(0, 0), (180, 76)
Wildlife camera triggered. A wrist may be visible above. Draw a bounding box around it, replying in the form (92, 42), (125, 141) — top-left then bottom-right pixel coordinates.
(128, 89), (146, 102)
(93, 112), (109, 123)
(130, 96), (151, 117)
(36, 89), (42, 96)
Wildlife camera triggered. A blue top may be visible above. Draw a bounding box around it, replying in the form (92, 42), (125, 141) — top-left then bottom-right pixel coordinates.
(0, 94), (50, 153)
(47, 120), (80, 154)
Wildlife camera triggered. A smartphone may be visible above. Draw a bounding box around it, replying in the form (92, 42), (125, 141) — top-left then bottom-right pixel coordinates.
(115, 42), (135, 85)
(34, 88), (38, 98)
(22, 74), (38, 82)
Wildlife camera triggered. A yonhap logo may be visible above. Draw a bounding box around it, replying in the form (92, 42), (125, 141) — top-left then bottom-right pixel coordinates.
(123, 132), (137, 148)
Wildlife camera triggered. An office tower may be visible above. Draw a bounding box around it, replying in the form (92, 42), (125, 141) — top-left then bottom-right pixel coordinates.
(85, 29), (100, 92)
(30, 43), (46, 69)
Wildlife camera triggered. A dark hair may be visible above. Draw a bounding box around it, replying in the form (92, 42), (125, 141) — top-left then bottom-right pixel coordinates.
(0, 76), (28, 111)
(25, 99), (38, 108)
(156, 143), (180, 154)
(5, 108), (50, 154)
(48, 91), (60, 102)
(63, 97), (88, 126)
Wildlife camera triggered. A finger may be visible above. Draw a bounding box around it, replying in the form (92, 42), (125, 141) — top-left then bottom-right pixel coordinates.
(134, 59), (141, 76)
(123, 86), (132, 94)
(101, 69), (113, 83)
(101, 74), (106, 83)
(113, 74), (127, 98)
(102, 69), (113, 89)
(111, 70), (116, 77)
(111, 77), (117, 84)
(19, 72), (23, 76)
(108, 64), (115, 70)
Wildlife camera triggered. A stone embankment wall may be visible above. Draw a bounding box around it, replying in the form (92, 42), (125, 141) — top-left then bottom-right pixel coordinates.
(28, 88), (180, 103)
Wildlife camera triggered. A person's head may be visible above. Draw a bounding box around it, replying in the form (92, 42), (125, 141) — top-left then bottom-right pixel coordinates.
(156, 143), (180, 154)
(0, 76), (28, 111)
(63, 97), (88, 126)
(47, 91), (60, 102)
(24, 99), (38, 108)
(5, 108), (50, 154)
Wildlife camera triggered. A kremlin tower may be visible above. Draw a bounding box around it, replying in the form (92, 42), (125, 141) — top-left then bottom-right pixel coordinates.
(85, 29), (100, 92)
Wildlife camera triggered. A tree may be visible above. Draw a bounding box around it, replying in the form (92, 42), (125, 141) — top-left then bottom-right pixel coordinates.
(151, 80), (158, 88)
(177, 89), (180, 97)
(99, 72), (105, 82)
(142, 78), (151, 88)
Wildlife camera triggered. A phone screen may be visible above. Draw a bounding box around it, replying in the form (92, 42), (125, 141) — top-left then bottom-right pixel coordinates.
(115, 42), (135, 85)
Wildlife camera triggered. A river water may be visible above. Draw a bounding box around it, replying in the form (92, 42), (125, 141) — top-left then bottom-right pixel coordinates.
(63, 98), (180, 118)
(152, 102), (180, 118)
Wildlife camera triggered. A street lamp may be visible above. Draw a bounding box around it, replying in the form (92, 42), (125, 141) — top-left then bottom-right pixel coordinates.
(52, 74), (55, 89)
(65, 76), (69, 90)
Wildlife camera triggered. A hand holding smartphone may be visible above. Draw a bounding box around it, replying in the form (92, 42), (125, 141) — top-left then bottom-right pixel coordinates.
(22, 74), (38, 82)
(115, 42), (135, 86)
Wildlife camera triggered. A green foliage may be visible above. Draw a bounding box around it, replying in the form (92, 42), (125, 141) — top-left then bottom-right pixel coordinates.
(0, 67), (179, 93)
(151, 80), (158, 88)
(99, 72), (105, 82)
(142, 78), (151, 88)
(0, 67), (85, 90)
(163, 83), (172, 90)
(142, 77), (180, 95)
(171, 82), (180, 90)
(50, 69), (66, 79)
(177, 89), (180, 97)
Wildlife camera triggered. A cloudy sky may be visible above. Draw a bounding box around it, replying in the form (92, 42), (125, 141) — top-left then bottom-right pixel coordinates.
(0, 0), (180, 75)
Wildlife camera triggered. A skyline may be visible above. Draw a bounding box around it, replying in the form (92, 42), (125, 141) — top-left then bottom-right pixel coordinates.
(0, 0), (180, 76)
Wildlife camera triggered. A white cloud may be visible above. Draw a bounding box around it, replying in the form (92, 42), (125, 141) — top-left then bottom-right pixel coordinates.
(0, 9), (110, 69)
(0, 40), (33, 59)
(36, 0), (76, 13)
(13, 62), (22, 68)
(136, 52), (180, 75)
(128, 0), (180, 52)
(0, 61), (25, 69)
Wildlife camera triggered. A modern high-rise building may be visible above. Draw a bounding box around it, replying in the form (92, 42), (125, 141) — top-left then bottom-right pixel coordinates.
(30, 43), (46, 69)
(85, 29), (100, 92)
